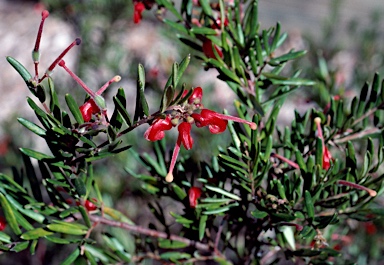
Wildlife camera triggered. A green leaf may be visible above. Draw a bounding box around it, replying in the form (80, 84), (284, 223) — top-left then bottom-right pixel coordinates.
(19, 148), (53, 160)
(0, 231), (11, 243)
(251, 210), (268, 219)
(7, 56), (32, 82)
(269, 50), (307, 65)
(160, 86), (175, 112)
(156, 0), (184, 21)
(304, 190), (315, 222)
(21, 228), (54, 240)
(22, 153), (43, 201)
(61, 247), (80, 265)
(205, 185), (241, 201)
(134, 64), (149, 121)
(158, 239), (188, 249)
(190, 26), (217, 35)
(0, 192), (21, 235)
(199, 215), (208, 240)
(11, 242), (29, 252)
(74, 177), (86, 196)
(198, 0), (212, 16)
(110, 88), (128, 129)
(160, 251), (191, 260)
(18, 118), (46, 137)
(47, 223), (87, 235)
(163, 19), (189, 35)
(65, 94), (84, 124)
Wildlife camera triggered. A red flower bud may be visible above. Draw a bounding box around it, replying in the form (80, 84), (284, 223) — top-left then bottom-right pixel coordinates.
(188, 187), (202, 208)
(177, 122), (194, 150)
(144, 116), (173, 141)
(79, 99), (99, 122)
(202, 40), (223, 59)
(0, 216), (6, 231)
(133, 2), (145, 24)
(76, 199), (97, 211)
(322, 146), (332, 170)
(188, 87), (203, 105)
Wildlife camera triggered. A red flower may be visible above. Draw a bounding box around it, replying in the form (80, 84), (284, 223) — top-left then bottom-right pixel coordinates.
(177, 122), (194, 150)
(202, 40), (223, 59)
(144, 115), (173, 141)
(323, 146), (332, 170)
(192, 109), (228, 134)
(76, 199), (97, 211)
(188, 187), (202, 208)
(188, 86), (203, 105)
(79, 99), (99, 122)
(145, 86), (257, 182)
(133, 2), (145, 24)
(0, 216), (6, 231)
(314, 117), (333, 170)
(363, 221), (377, 235)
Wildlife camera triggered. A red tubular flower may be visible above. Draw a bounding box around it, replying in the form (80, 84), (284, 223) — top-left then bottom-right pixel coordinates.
(188, 187), (202, 208)
(314, 117), (333, 170)
(133, 2), (145, 24)
(144, 115), (173, 141)
(177, 122), (193, 150)
(192, 109), (228, 134)
(323, 147), (332, 170)
(0, 216), (6, 231)
(202, 40), (223, 59)
(79, 99), (99, 122)
(188, 87), (203, 105)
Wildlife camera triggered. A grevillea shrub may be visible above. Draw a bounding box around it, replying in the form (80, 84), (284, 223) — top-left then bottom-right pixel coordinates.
(2, 1), (384, 264)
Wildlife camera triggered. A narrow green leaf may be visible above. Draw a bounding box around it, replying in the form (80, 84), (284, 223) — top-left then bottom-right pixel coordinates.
(160, 86), (175, 112)
(0, 192), (21, 235)
(156, 0), (184, 20)
(113, 96), (132, 127)
(0, 231), (11, 243)
(205, 185), (241, 201)
(304, 190), (315, 222)
(47, 223), (87, 235)
(158, 239), (188, 249)
(19, 148), (53, 160)
(190, 26), (217, 35)
(198, 0), (212, 16)
(61, 247), (80, 265)
(269, 50), (307, 65)
(65, 94), (84, 124)
(18, 118), (46, 137)
(163, 19), (189, 35)
(7, 56), (32, 82)
(21, 228), (54, 240)
(199, 215), (208, 241)
(22, 153), (43, 201)
(110, 88), (127, 129)
(79, 205), (92, 228)
(270, 22), (281, 52)
(134, 64), (149, 121)
(11, 242), (29, 252)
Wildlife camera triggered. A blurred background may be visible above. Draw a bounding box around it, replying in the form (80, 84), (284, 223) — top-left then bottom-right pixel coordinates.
(1, 0), (384, 264)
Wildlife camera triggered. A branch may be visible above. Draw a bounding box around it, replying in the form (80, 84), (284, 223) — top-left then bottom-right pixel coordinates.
(74, 213), (211, 252)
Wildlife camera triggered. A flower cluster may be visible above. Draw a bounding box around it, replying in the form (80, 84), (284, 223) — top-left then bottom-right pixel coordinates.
(133, 2), (145, 24)
(144, 87), (257, 182)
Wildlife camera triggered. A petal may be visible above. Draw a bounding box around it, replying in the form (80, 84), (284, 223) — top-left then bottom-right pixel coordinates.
(322, 147), (332, 170)
(188, 87), (203, 104)
(200, 109), (227, 134)
(188, 187), (202, 208)
(144, 116), (173, 141)
(79, 101), (94, 122)
(177, 122), (194, 150)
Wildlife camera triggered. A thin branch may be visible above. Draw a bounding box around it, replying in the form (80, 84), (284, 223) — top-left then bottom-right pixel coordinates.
(73, 213), (211, 252)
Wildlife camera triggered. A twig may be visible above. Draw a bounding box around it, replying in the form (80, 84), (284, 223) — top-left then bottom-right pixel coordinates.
(73, 213), (211, 252)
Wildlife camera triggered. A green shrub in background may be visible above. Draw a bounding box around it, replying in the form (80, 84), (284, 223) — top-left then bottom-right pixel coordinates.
(1, 0), (384, 264)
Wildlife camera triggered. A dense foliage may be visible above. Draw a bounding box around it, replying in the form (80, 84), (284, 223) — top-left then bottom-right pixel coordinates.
(1, 0), (384, 264)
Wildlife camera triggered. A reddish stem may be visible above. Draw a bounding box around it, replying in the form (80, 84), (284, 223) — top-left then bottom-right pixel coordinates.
(337, 180), (377, 197)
